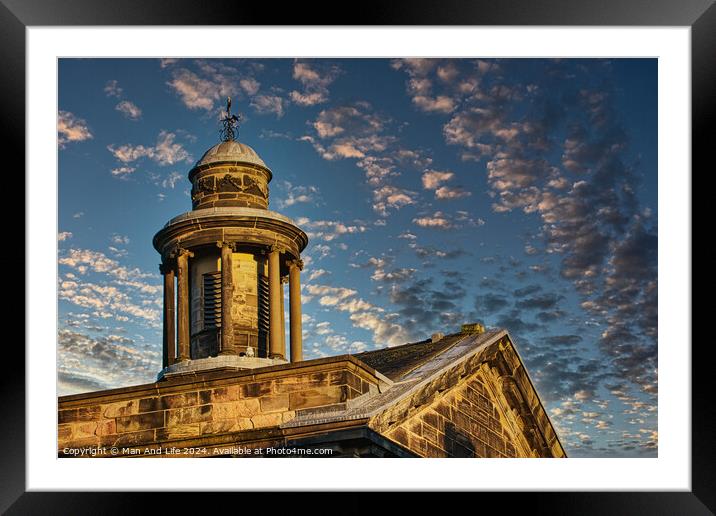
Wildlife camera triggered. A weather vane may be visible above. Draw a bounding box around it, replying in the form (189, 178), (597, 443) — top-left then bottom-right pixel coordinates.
(219, 96), (241, 142)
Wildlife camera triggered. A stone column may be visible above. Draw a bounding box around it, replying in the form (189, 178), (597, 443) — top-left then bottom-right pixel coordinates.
(160, 262), (176, 368)
(268, 246), (284, 359)
(288, 259), (303, 363)
(280, 276), (287, 356)
(176, 249), (192, 361)
(218, 241), (235, 355)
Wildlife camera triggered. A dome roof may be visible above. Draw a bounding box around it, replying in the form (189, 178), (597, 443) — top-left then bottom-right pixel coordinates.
(194, 140), (268, 169)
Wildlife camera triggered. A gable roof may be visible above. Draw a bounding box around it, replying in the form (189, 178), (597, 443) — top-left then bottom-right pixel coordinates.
(282, 328), (566, 457)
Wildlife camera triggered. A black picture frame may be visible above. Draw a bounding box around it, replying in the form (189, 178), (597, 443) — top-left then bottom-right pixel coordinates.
(3, 0), (709, 513)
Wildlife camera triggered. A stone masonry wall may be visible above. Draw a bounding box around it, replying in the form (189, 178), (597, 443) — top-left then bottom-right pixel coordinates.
(384, 370), (521, 458)
(58, 359), (377, 457)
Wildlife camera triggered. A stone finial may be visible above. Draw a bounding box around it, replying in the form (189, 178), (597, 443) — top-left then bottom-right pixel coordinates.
(460, 323), (485, 335)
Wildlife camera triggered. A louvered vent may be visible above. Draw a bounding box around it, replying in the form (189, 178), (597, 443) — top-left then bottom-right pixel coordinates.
(203, 272), (222, 328)
(258, 274), (270, 334)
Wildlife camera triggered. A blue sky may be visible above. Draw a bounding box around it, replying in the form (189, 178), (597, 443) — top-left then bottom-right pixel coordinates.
(57, 58), (658, 458)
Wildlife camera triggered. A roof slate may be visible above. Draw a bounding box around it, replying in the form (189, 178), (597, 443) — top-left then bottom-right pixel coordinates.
(353, 332), (468, 381)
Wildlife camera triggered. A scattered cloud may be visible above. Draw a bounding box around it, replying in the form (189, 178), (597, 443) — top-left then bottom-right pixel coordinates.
(251, 94), (285, 117)
(58, 111), (93, 148)
(108, 130), (192, 166)
(290, 61), (341, 106)
(115, 100), (142, 120)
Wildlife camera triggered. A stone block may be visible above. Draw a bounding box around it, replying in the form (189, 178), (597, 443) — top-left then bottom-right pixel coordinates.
(328, 370), (347, 386)
(96, 419), (117, 436)
(58, 409), (77, 425)
(421, 410), (443, 432)
(407, 432), (428, 457)
(72, 421), (99, 438)
(211, 385), (242, 402)
(274, 373), (330, 394)
(65, 436), (100, 448)
(390, 427), (409, 448)
(250, 413), (283, 428)
(59, 406), (101, 423)
(359, 379), (372, 395)
(166, 405), (213, 426)
(212, 399), (260, 420)
(422, 422), (439, 445)
(406, 418), (422, 436)
(102, 400), (139, 418)
(240, 381), (273, 398)
(139, 392), (199, 412)
(200, 418), (254, 435)
(116, 411), (165, 433)
(345, 372), (362, 393)
(288, 386), (346, 410)
(156, 424), (202, 440)
(107, 430), (156, 448)
(58, 424), (73, 442)
(199, 390), (212, 404)
(425, 442), (445, 458)
(259, 394), (289, 413)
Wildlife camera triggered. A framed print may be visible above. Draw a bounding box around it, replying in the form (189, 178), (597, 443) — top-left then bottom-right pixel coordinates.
(3, 0), (711, 513)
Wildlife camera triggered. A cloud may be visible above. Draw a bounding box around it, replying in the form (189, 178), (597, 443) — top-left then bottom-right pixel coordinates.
(159, 58), (178, 68)
(313, 104), (385, 140)
(305, 284), (357, 306)
(160, 171), (183, 189)
(307, 269), (328, 281)
(59, 248), (153, 282)
(58, 111), (93, 148)
(422, 170), (454, 189)
(515, 293), (564, 311)
(290, 61), (341, 106)
(421, 169), (472, 200)
(443, 107), (504, 149)
(108, 130), (192, 166)
(412, 210), (483, 230)
(544, 335), (583, 346)
(115, 100), (142, 120)
(58, 329), (160, 395)
(251, 94), (285, 117)
(440, 60), (658, 418)
(372, 185), (416, 216)
(392, 58), (460, 114)
(349, 311), (411, 347)
(110, 234), (130, 245)
(104, 80), (123, 98)
(475, 293), (509, 313)
(413, 212), (453, 229)
(167, 68), (232, 111)
(434, 186), (471, 199)
(513, 284), (542, 297)
(275, 182), (320, 209)
(297, 217), (367, 242)
(111, 166), (136, 178)
(58, 231), (73, 242)
(412, 95), (456, 113)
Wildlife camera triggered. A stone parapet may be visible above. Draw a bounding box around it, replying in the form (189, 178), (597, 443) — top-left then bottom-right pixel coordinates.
(58, 356), (388, 457)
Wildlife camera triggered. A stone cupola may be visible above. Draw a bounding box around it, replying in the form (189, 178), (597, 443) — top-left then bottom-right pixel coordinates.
(153, 98), (308, 379)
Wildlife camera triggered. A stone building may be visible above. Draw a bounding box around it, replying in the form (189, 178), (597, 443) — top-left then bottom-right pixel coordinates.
(58, 103), (566, 458)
